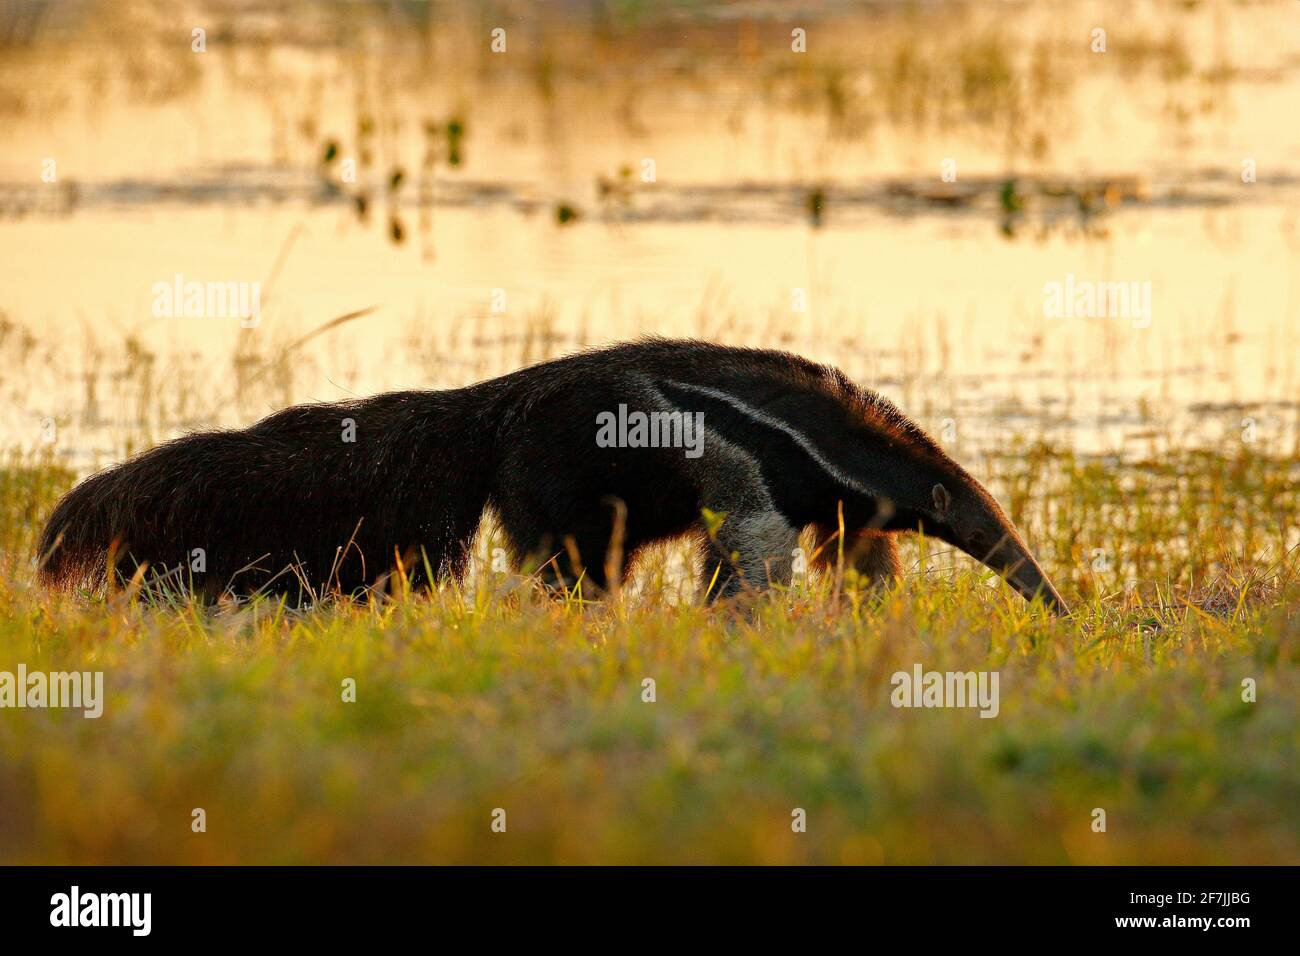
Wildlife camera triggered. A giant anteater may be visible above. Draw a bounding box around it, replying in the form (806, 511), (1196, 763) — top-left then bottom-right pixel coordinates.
(37, 338), (1068, 613)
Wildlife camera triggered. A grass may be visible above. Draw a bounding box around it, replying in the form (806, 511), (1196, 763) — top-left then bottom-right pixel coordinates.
(0, 441), (1295, 864)
(1, 0), (1293, 866)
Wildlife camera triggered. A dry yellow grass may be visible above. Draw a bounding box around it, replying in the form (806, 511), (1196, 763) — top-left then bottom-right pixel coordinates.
(0, 442), (1295, 864)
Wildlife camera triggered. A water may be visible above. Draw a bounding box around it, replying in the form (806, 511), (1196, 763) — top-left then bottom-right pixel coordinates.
(1, 0), (1297, 468)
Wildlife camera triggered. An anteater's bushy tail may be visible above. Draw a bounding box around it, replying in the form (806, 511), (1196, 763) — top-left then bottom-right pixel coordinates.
(37, 387), (497, 601)
(37, 459), (149, 590)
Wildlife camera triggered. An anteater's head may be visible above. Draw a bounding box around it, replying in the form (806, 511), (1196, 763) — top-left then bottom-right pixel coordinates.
(910, 472), (1069, 616)
(856, 395), (1070, 616)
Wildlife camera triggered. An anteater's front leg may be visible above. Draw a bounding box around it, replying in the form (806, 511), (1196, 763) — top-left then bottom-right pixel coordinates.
(811, 526), (902, 588)
(689, 440), (801, 602)
(706, 509), (801, 601)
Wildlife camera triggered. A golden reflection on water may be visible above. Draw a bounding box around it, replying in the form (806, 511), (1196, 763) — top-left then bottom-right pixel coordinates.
(0, 0), (1297, 464)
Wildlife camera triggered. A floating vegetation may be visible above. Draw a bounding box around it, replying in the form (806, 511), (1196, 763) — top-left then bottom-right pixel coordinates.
(807, 186), (826, 227)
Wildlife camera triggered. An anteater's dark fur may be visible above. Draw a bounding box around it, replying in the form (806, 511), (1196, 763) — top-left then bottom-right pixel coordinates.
(37, 338), (1067, 611)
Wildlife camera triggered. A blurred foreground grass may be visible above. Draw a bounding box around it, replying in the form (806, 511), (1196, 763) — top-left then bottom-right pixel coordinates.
(0, 442), (1296, 864)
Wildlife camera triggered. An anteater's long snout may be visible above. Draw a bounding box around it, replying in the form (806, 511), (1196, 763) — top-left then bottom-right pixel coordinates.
(974, 533), (1070, 617)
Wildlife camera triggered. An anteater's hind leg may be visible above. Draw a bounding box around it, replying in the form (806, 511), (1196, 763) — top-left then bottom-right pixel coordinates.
(811, 526), (902, 589)
(493, 497), (614, 595)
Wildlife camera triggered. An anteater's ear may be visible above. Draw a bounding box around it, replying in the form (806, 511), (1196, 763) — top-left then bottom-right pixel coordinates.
(932, 483), (952, 517)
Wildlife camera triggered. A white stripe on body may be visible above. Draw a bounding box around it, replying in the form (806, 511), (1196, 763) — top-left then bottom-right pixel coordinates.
(658, 378), (880, 501)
